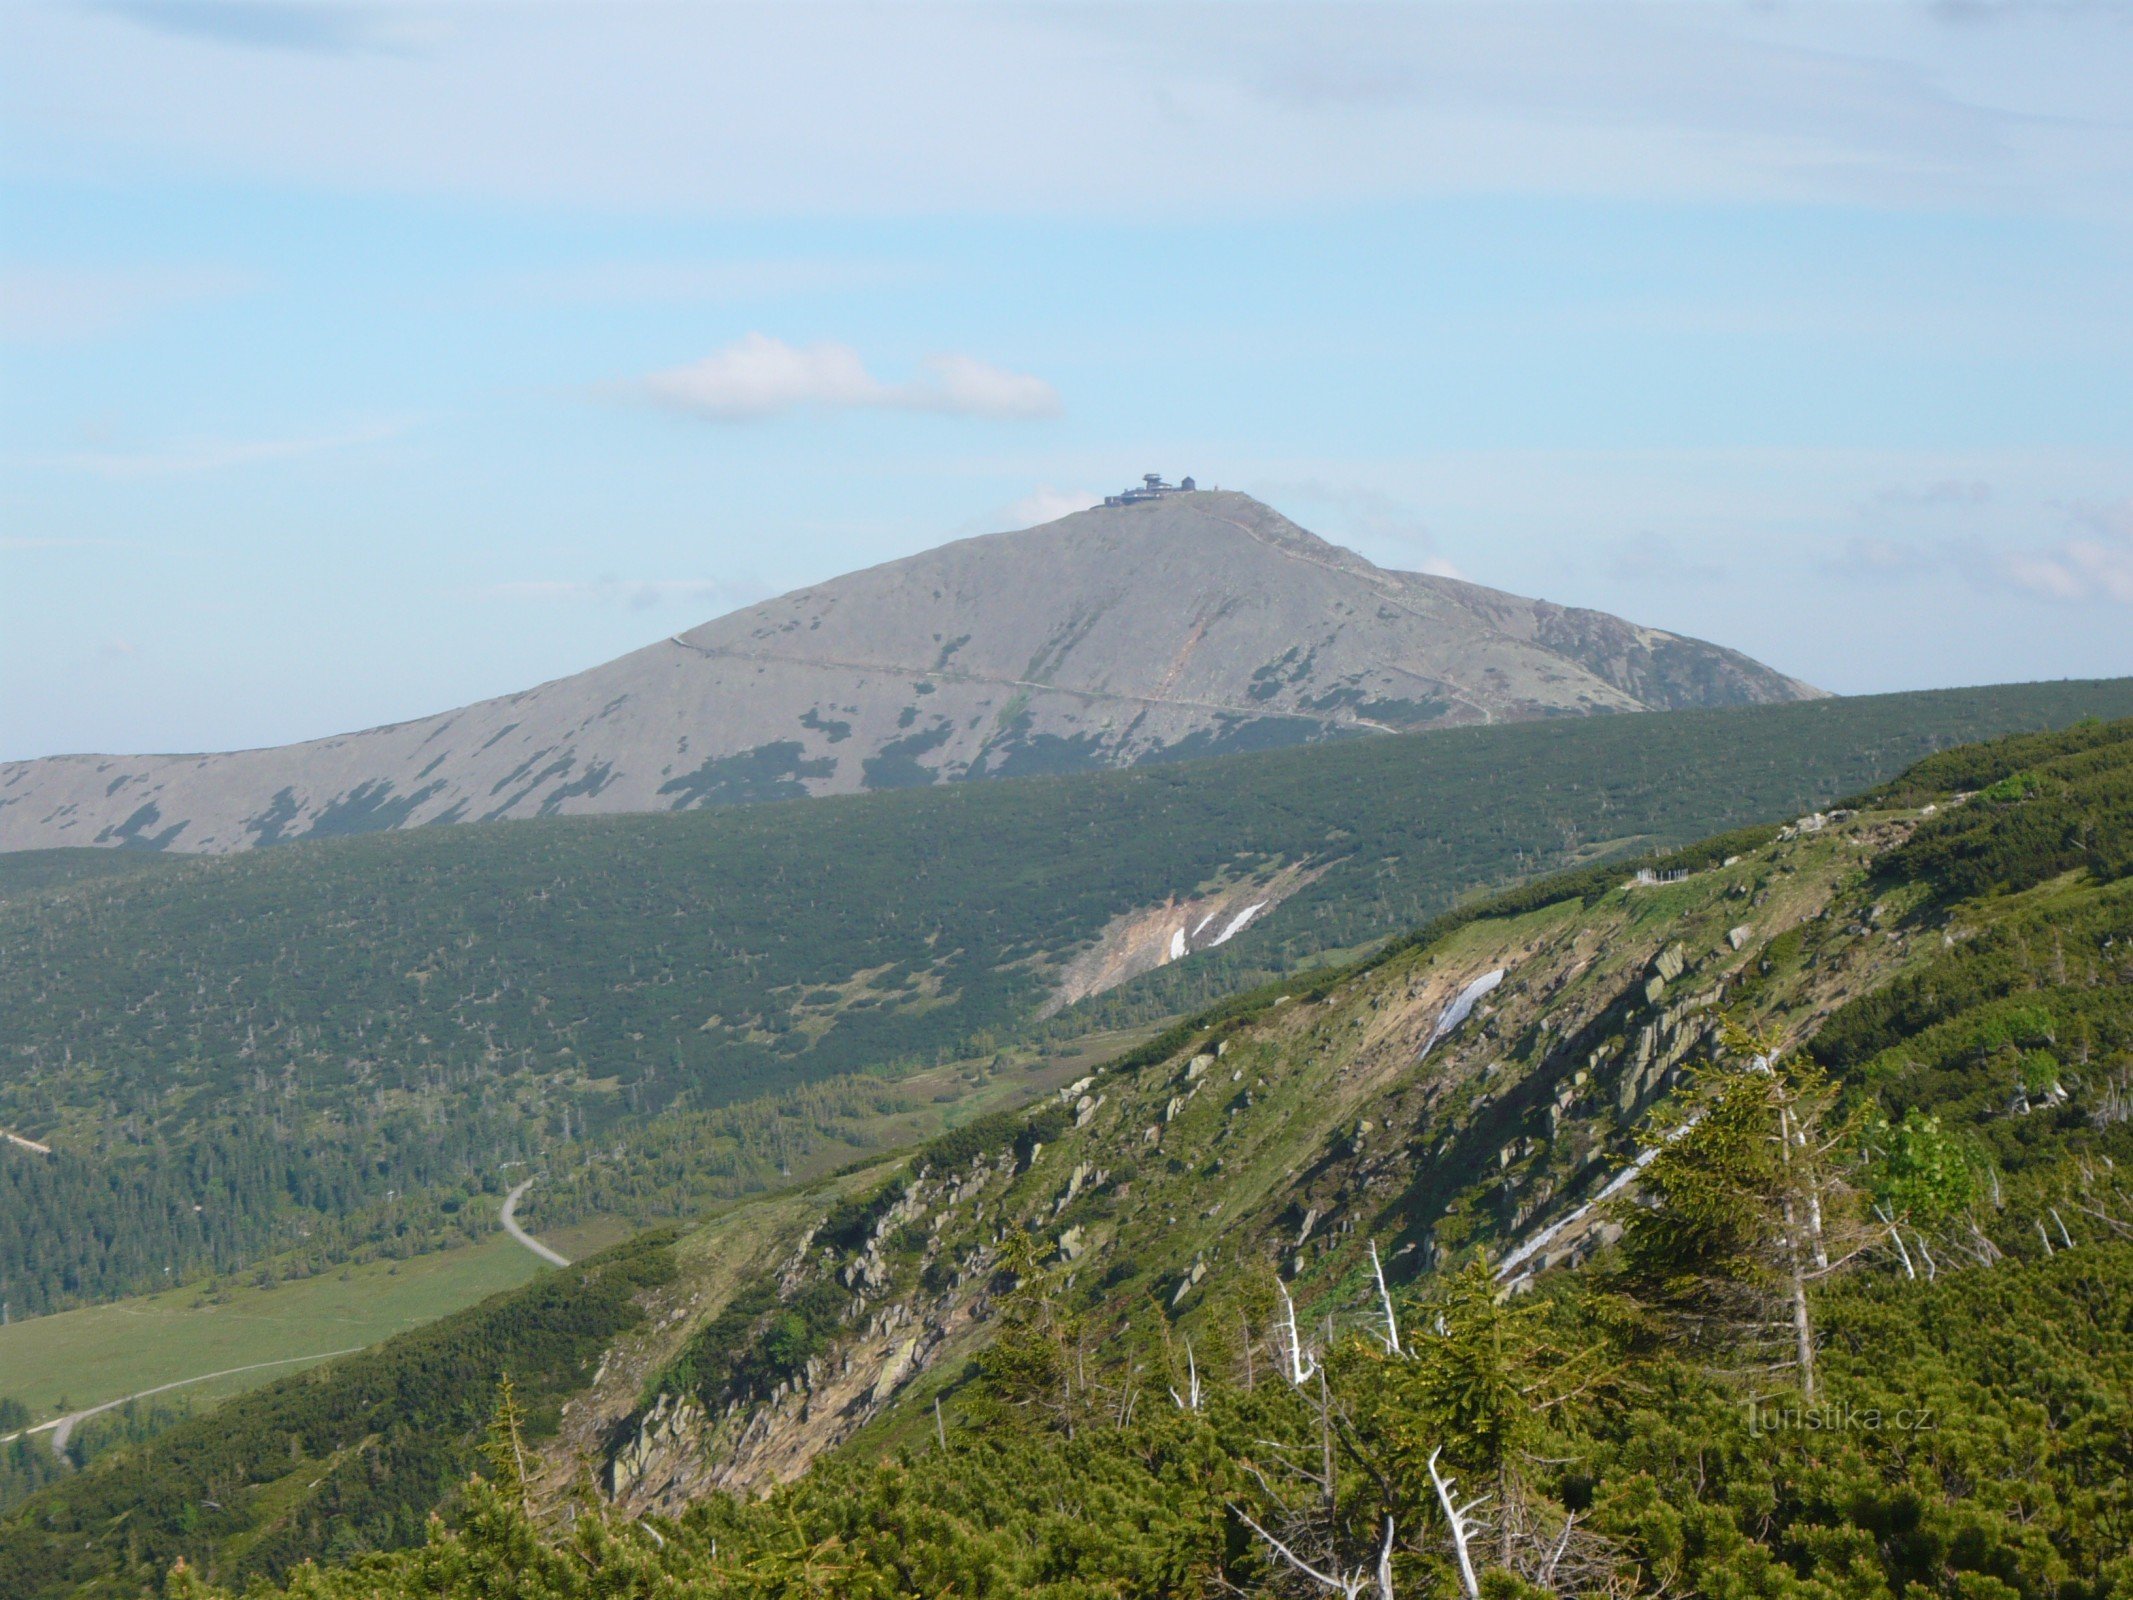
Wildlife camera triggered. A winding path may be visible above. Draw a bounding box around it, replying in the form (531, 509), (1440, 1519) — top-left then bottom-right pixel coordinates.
(500, 1177), (571, 1267)
(1, 1349), (362, 1460)
(0, 1183), (571, 1465)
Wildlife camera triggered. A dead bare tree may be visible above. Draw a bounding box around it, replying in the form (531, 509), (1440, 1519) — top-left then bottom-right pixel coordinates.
(1425, 1450), (1484, 1600)
(1279, 1283), (1319, 1386)
(1369, 1241), (1403, 1357)
(1232, 1506), (1396, 1600)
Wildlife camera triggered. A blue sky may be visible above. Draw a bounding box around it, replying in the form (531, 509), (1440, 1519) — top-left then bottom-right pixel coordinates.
(4, 1), (2132, 759)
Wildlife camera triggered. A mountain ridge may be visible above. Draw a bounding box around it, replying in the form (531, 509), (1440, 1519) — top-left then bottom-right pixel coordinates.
(0, 491), (1817, 855)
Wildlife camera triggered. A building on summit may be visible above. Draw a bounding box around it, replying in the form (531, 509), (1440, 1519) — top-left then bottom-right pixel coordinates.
(1104, 473), (1196, 507)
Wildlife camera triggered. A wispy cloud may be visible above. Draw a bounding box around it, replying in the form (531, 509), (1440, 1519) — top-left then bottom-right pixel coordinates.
(481, 576), (771, 614)
(519, 259), (924, 305)
(87, 1), (441, 56)
(23, 4), (2132, 218)
(0, 265), (252, 341)
(32, 420), (408, 477)
(2002, 501), (2133, 605)
(1826, 498), (2133, 606)
(631, 334), (1062, 423)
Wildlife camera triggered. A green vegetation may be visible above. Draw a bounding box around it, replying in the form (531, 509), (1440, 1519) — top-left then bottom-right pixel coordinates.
(9, 679), (2133, 1318)
(155, 1243), (2133, 1599)
(0, 1231), (548, 1424)
(0, 848), (178, 901)
(16, 711), (2133, 1598)
(0, 1232), (673, 1597)
(1, 1396), (203, 1518)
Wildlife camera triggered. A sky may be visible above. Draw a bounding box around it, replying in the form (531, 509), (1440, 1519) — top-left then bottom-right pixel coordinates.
(3, 1), (2132, 761)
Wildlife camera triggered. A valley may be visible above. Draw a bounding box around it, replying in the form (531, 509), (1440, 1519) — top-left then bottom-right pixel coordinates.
(13, 11), (2123, 1594)
(7, 678), (2132, 1329)
(4, 713), (2130, 1596)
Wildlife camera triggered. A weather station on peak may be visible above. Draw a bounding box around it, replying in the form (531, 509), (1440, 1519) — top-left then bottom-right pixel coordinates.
(1103, 472), (1197, 506)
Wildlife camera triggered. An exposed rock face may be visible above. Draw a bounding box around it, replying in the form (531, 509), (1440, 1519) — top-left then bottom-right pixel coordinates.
(0, 491), (1819, 854)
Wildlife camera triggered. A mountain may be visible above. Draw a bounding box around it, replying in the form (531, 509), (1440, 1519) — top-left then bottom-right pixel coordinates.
(0, 490), (1819, 855)
(11, 714), (2132, 1597)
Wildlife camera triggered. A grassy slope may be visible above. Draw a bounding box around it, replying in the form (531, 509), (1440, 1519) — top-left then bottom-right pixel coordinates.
(0, 1235), (545, 1423)
(0, 1216), (634, 1437)
(0, 1191), (845, 1595)
(591, 815), (1904, 1495)
(571, 715), (2133, 1503)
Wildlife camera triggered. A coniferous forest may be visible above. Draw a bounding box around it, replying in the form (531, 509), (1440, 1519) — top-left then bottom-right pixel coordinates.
(5, 679), (2130, 1318)
(4, 713), (2131, 1598)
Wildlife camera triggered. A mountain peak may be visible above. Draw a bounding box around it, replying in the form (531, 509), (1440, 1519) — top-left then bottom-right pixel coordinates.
(0, 496), (1818, 854)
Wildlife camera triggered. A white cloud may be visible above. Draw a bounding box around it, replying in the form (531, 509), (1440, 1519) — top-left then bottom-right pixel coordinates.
(86, 1), (442, 56)
(2002, 502), (2133, 604)
(912, 355), (1061, 421)
(30, 420), (408, 477)
(15, 4), (2129, 219)
(1839, 500), (2133, 604)
(0, 265), (251, 341)
(516, 258), (924, 305)
(634, 334), (1060, 423)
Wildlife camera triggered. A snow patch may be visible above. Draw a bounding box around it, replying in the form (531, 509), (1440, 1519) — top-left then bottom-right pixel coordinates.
(1418, 968), (1503, 1062)
(1167, 926), (1187, 962)
(1208, 901), (1266, 947)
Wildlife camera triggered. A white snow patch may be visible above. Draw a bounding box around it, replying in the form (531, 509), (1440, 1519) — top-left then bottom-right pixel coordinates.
(1192, 910), (1220, 938)
(1208, 901), (1267, 947)
(1418, 969), (1503, 1061)
(1167, 926), (1187, 962)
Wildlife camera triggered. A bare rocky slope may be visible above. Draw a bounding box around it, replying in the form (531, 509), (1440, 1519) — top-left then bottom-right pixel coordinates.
(552, 799), (1924, 1513)
(0, 490), (1818, 854)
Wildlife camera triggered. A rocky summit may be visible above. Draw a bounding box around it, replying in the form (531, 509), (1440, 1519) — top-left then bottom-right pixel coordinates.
(0, 490), (1817, 854)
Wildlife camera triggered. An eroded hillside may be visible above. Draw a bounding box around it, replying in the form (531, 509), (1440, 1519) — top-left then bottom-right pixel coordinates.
(559, 802), (1938, 1511)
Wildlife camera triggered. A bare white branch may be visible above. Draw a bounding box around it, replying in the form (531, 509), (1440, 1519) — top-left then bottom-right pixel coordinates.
(1427, 1448), (1485, 1600)
(1370, 1241), (1403, 1357)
